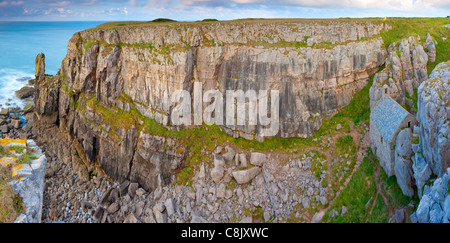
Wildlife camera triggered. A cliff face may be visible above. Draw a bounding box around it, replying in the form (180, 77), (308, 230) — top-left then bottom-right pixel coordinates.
(369, 35), (430, 114)
(62, 21), (387, 138)
(34, 20), (389, 190)
(416, 61), (450, 177)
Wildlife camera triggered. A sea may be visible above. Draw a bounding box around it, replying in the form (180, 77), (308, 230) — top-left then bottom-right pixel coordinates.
(0, 21), (105, 109)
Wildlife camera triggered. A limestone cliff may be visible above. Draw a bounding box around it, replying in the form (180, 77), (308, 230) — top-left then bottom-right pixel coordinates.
(416, 61), (450, 177)
(369, 35), (430, 114)
(33, 20), (389, 190)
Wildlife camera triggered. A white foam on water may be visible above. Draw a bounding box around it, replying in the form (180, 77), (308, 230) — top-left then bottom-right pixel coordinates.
(0, 68), (34, 109)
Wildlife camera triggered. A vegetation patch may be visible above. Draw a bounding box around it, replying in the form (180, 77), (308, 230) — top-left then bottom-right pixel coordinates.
(150, 18), (177, 23)
(380, 18), (450, 76)
(322, 156), (376, 222)
(199, 19), (218, 22)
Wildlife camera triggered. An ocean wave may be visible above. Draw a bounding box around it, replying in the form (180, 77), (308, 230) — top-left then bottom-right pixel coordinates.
(0, 68), (34, 109)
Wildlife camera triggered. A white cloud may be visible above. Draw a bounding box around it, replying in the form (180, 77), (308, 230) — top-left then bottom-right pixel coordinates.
(48, 1), (71, 7)
(0, 0), (23, 7)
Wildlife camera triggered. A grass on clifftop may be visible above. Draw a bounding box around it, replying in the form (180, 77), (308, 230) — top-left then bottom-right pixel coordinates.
(381, 17), (450, 75)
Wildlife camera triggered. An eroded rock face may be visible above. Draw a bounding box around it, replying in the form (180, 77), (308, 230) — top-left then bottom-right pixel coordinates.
(60, 21), (388, 139)
(417, 61), (450, 177)
(369, 35), (431, 113)
(426, 33), (436, 63)
(34, 21), (389, 190)
(35, 52), (45, 80)
(411, 168), (450, 223)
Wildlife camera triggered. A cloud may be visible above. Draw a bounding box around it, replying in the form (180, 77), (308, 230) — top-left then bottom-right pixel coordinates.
(1, 0), (450, 20)
(0, 0), (24, 7)
(107, 7), (129, 15)
(48, 1), (71, 7)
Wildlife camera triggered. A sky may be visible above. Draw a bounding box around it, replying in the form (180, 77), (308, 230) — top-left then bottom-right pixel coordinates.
(0, 0), (450, 21)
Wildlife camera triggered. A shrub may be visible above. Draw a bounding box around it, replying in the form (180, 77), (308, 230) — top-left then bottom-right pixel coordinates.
(150, 18), (177, 23)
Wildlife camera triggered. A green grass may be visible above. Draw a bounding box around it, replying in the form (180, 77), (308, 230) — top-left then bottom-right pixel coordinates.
(323, 147), (418, 223)
(335, 135), (356, 157)
(16, 153), (38, 165)
(405, 88), (419, 113)
(177, 166), (194, 187)
(9, 146), (25, 154)
(380, 18), (450, 75)
(365, 195), (389, 223)
(335, 66), (384, 126)
(322, 156), (376, 223)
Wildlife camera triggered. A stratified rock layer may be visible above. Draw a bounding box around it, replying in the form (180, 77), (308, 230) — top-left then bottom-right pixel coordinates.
(34, 20), (389, 190)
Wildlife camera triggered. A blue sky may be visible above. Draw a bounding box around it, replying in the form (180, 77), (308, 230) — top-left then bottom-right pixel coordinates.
(0, 0), (449, 21)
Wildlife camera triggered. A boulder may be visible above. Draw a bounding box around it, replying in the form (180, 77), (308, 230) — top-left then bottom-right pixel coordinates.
(14, 86), (35, 99)
(250, 152), (267, 167)
(394, 128), (414, 197)
(211, 155), (225, 183)
(128, 182), (139, 197)
(395, 209), (405, 223)
(1, 125), (9, 133)
(106, 202), (120, 214)
(119, 180), (130, 197)
(426, 33), (436, 62)
(412, 44), (429, 87)
(222, 147), (235, 162)
(124, 213), (141, 223)
(12, 119), (22, 129)
(153, 211), (167, 223)
(0, 108), (8, 116)
(444, 195), (450, 222)
(412, 152), (432, 198)
(235, 153), (247, 168)
(93, 207), (104, 221)
(416, 194), (432, 223)
(164, 198), (176, 217)
(232, 167), (261, 184)
(429, 202), (443, 223)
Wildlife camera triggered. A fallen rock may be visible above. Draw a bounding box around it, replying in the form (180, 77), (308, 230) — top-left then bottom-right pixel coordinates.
(222, 147), (235, 162)
(128, 182), (139, 197)
(250, 152), (267, 167)
(416, 194), (432, 223)
(14, 86), (35, 99)
(394, 128), (414, 197)
(412, 152), (432, 198)
(119, 180), (130, 197)
(232, 167), (261, 184)
(124, 213), (141, 223)
(0, 108), (8, 116)
(211, 155), (225, 183)
(165, 198), (176, 217)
